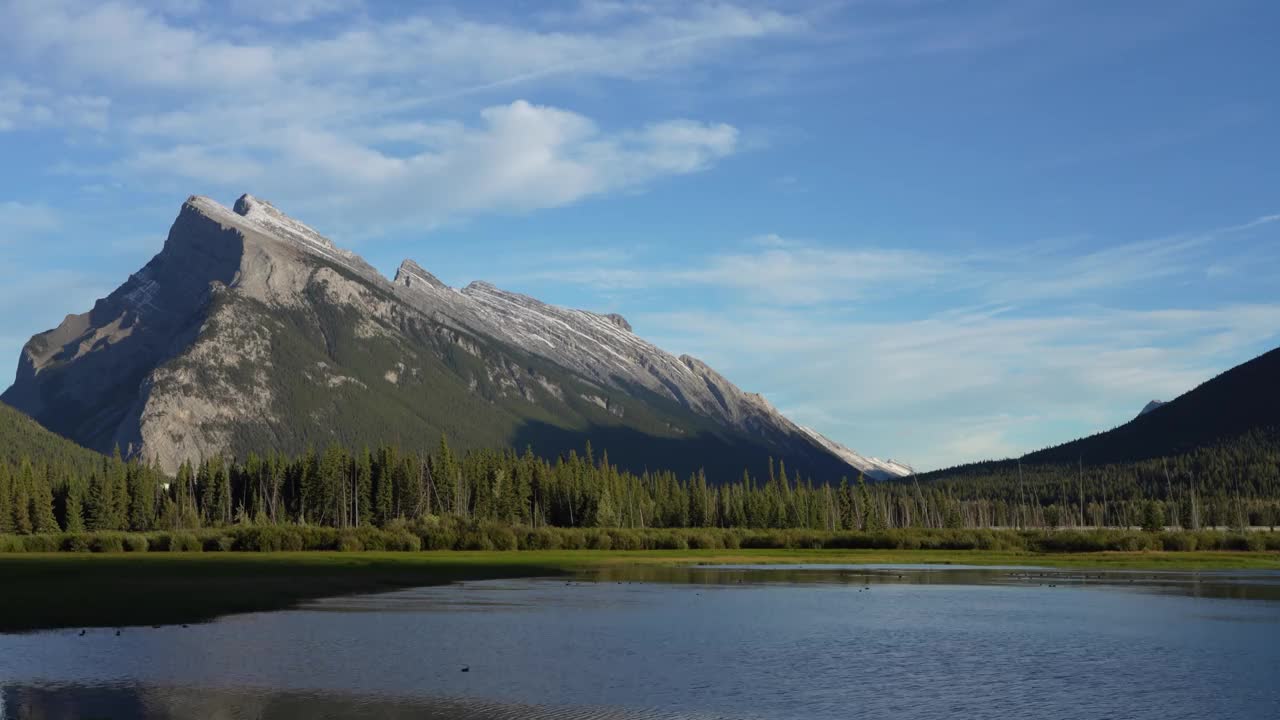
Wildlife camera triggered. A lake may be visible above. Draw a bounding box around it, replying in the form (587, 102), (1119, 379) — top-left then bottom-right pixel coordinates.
(2, 565), (1278, 719)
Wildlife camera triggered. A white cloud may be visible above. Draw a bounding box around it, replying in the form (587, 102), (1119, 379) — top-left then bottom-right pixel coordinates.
(0, 1), (802, 98)
(116, 100), (737, 226)
(0, 0), (782, 226)
(227, 0), (360, 25)
(0, 77), (109, 132)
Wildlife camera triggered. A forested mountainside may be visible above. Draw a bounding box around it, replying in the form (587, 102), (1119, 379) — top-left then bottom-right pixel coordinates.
(2, 194), (901, 483)
(921, 346), (1280, 478)
(0, 400), (101, 476)
(1021, 346), (1280, 466)
(909, 346), (1280, 526)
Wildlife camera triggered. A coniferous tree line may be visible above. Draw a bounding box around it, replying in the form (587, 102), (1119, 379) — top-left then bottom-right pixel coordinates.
(3, 429), (1280, 537)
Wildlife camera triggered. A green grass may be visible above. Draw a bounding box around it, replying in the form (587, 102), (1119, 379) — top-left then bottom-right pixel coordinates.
(2, 547), (1277, 633)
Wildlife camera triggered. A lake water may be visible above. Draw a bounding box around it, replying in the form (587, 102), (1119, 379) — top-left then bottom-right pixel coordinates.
(2, 565), (1279, 719)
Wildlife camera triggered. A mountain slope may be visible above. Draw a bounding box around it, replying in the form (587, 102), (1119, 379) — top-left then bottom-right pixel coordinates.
(1138, 400), (1166, 417)
(1021, 347), (1280, 466)
(2, 194), (902, 480)
(922, 346), (1280, 479)
(0, 400), (102, 473)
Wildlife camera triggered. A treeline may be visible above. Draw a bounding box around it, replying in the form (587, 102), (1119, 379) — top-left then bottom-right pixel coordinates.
(3, 431), (1280, 539)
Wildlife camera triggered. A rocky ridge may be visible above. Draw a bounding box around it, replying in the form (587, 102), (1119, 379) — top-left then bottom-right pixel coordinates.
(3, 194), (907, 479)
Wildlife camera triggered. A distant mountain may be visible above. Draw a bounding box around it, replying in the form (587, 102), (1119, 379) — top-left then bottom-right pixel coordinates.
(1138, 399), (1166, 417)
(1022, 348), (1280, 466)
(2, 194), (904, 481)
(924, 346), (1280, 479)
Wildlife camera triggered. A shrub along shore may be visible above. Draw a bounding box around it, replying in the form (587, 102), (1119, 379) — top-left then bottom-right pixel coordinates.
(1, 518), (1278, 555)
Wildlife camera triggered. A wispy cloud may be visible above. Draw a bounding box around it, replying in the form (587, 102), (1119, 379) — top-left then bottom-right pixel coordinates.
(504, 212), (1280, 469)
(518, 213), (1280, 308)
(984, 213), (1280, 304)
(641, 302), (1280, 470)
(0, 76), (109, 132)
(0, 0), (790, 227)
(226, 0), (361, 25)
(513, 235), (948, 304)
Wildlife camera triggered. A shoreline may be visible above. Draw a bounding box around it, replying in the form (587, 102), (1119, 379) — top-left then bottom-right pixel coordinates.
(2, 548), (1278, 633)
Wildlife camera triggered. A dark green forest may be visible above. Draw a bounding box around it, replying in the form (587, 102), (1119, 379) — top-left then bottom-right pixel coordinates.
(3, 426), (1279, 545)
(5, 334), (1280, 548)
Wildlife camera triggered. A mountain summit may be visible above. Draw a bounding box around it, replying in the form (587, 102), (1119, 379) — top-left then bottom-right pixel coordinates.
(1138, 400), (1166, 417)
(3, 194), (905, 480)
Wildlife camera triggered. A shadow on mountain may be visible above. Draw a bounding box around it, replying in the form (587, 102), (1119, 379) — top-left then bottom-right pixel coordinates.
(1, 208), (245, 454)
(511, 418), (855, 483)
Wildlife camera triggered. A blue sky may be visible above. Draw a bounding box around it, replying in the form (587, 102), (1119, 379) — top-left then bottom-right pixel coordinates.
(1, 0), (1278, 470)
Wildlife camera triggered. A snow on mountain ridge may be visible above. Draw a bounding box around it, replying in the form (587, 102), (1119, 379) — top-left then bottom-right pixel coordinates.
(183, 194), (901, 476)
(797, 426), (912, 480)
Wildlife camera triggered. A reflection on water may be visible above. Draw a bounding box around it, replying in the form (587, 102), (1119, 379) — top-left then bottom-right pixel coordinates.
(3, 564), (1280, 720)
(580, 563), (1280, 602)
(2, 685), (719, 720)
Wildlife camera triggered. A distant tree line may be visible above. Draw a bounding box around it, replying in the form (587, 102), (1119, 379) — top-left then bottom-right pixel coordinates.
(3, 429), (1280, 537)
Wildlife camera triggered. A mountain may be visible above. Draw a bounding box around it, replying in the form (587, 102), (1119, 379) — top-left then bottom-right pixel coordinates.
(924, 346), (1280, 479)
(2, 194), (905, 481)
(1138, 399), (1166, 417)
(0, 400), (102, 474)
(1020, 347), (1280, 466)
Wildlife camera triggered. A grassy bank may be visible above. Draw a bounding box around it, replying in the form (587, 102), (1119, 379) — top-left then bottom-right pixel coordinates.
(3, 521), (1280, 555)
(2, 546), (1278, 633)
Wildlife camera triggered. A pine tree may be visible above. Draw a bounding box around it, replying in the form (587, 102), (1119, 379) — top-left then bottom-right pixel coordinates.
(373, 446), (396, 526)
(29, 462), (58, 534)
(0, 462), (14, 534)
(109, 447), (129, 529)
(13, 459), (34, 534)
(64, 485), (86, 533)
(433, 436), (455, 515)
(128, 465), (156, 531)
(86, 471), (110, 531)
(357, 447), (373, 526)
(218, 463), (233, 525)
(198, 460), (217, 525)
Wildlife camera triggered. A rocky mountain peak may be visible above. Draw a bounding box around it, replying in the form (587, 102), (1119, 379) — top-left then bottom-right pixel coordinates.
(230, 193), (338, 252)
(463, 280), (498, 293)
(603, 313), (632, 332)
(395, 259), (449, 292)
(3, 191), (906, 480)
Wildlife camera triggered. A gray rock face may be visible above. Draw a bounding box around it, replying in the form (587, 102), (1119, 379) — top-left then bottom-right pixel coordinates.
(3, 194), (906, 479)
